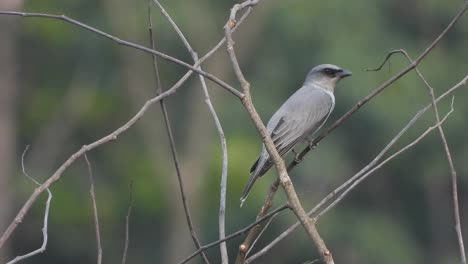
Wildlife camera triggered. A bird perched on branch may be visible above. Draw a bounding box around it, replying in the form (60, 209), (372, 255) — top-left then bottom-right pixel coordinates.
(240, 64), (352, 207)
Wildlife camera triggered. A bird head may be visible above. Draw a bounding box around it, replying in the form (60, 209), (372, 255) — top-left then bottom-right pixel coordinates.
(304, 64), (352, 92)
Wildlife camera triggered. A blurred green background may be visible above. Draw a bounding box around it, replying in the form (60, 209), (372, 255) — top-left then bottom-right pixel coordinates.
(0, 0), (467, 263)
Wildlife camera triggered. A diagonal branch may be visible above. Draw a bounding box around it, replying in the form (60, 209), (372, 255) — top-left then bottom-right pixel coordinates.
(0, 10), (243, 98)
(225, 1), (335, 264)
(370, 48), (466, 264)
(151, 1), (230, 262)
(246, 75), (467, 263)
(315, 98), (455, 219)
(245, 210), (279, 258)
(238, 2), (468, 256)
(247, 104), (455, 263)
(292, 0), (468, 175)
(146, 3), (210, 263)
(178, 204), (290, 264)
(0, 15), (249, 248)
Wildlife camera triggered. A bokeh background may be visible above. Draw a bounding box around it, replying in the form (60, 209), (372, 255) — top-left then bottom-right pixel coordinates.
(0, 0), (467, 263)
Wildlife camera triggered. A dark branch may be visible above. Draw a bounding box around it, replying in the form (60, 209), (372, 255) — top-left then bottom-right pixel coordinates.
(0, 11), (243, 98)
(178, 204), (290, 264)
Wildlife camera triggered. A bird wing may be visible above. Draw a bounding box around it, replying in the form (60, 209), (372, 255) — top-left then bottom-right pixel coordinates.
(269, 87), (334, 158)
(250, 87), (334, 176)
(241, 87), (334, 206)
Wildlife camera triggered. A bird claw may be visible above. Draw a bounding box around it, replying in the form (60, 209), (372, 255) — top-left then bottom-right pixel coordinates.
(292, 149), (303, 163)
(308, 140), (318, 150)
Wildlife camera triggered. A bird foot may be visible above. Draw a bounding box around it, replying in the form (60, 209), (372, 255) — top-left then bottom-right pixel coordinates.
(308, 140), (318, 150)
(292, 149), (303, 163)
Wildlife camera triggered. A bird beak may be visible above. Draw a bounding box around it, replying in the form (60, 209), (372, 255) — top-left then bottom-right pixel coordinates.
(338, 69), (352, 78)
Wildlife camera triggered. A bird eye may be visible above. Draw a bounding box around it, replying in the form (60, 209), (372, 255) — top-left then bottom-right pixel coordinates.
(323, 68), (334, 75)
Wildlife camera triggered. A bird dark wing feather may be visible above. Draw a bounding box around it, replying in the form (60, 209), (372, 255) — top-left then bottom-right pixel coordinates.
(250, 158), (259, 173)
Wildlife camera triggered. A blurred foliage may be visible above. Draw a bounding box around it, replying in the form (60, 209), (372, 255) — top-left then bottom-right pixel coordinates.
(3, 0), (468, 263)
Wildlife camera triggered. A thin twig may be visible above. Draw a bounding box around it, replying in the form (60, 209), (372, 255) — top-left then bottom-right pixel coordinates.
(0, 11), (243, 98)
(151, 1), (229, 262)
(121, 180), (134, 264)
(84, 154), (102, 264)
(239, 2), (468, 256)
(316, 98), (455, 219)
(6, 146), (52, 264)
(245, 211), (279, 258)
(146, 2), (210, 263)
(290, 0), (467, 174)
(178, 204), (290, 264)
(246, 218), (297, 264)
(0, 9), (251, 248)
(248, 105), (456, 263)
(246, 76), (467, 263)
(370, 49), (466, 264)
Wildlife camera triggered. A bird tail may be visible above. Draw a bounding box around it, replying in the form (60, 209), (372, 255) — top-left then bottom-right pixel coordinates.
(240, 172), (259, 207)
(240, 157), (270, 207)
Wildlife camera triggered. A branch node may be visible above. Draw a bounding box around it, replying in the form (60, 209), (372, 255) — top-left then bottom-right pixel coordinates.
(239, 244), (248, 253)
(228, 19), (237, 29)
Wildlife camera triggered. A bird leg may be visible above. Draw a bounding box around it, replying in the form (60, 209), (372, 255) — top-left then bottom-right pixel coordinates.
(292, 148), (303, 163)
(308, 139), (318, 150)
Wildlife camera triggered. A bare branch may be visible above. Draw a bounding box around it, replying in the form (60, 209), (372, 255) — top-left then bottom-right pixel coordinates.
(246, 212), (299, 263)
(20, 146), (40, 185)
(0, 8), (251, 248)
(225, 1), (335, 263)
(151, 1), (231, 262)
(364, 49), (406, 72)
(0, 81), (168, 249)
(247, 76), (467, 263)
(236, 174), (280, 263)
(84, 154), (102, 264)
(371, 48), (466, 263)
(6, 146), (52, 264)
(289, 1), (468, 173)
(146, 2), (210, 263)
(245, 211), (279, 258)
(316, 98), (455, 219)
(121, 180), (134, 264)
(178, 204), (290, 264)
(0, 11), (243, 98)
(240, 3), (468, 257)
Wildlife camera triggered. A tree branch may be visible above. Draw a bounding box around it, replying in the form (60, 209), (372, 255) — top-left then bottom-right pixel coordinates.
(225, 1), (334, 263)
(0, 6), (252, 249)
(293, 0), (467, 174)
(146, 2), (210, 263)
(178, 204), (290, 264)
(246, 75), (467, 263)
(121, 180), (134, 264)
(238, 2), (468, 256)
(6, 146), (52, 264)
(84, 154), (102, 264)
(316, 98), (455, 219)
(151, 1), (230, 262)
(0, 10), (243, 98)
(372, 49), (466, 264)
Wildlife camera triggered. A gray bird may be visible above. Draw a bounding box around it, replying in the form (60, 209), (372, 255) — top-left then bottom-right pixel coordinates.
(240, 64), (352, 206)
